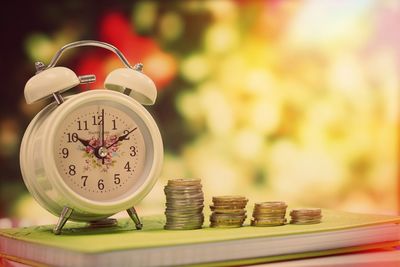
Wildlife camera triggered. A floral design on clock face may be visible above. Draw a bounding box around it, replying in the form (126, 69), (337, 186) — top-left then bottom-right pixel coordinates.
(54, 104), (146, 201)
(82, 134), (122, 172)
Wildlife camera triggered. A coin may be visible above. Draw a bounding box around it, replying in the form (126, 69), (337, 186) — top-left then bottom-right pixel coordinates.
(253, 210), (286, 216)
(166, 194), (204, 200)
(166, 218), (204, 225)
(165, 212), (204, 218)
(166, 207), (204, 212)
(87, 218), (118, 228)
(251, 218), (287, 226)
(213, 199), (248, 205)
(209, 195), (248, 228)
(251, 201), (287, 227)
(168, 178), (201, 186)
(290, 208), (321, 216)
(210, 220), (245, 228)
(164, 179), (204, 230)
(210, 214), (247, 223)
(210, 204), (247, 210)
(164, 187), (202, 193)
(289, 208), (322, 225)
(166, 199), (205, 206)
(252, 214), (286, 220)
(255, 201), (287, 208)
(213, 209), (247, 215)
(212, 195), (247, 202)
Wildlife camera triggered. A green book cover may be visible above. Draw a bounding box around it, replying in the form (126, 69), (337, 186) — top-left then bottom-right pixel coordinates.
(0, 209), (399, 267)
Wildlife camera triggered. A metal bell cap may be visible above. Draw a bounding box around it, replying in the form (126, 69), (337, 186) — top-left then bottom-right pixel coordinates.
(24, 67), (80, 104)
(104, 68), (157, 105)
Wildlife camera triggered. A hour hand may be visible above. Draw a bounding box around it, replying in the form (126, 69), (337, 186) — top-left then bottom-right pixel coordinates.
(77, 136), (96, 150)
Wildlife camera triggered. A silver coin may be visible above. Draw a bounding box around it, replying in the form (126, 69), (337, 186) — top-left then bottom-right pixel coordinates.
(164, 225), (202, 230)
(210, 223), (243, 228)
(166, 198), (204, 203)
(254, 201), (287, 208)
(165, 185), (202, 190)
(166, 220), (204, 226)
(166, 216), (204, 221)
(167, 178), (202, 186)
(165, 206), (204, 212)
(165, 193), (204, 199)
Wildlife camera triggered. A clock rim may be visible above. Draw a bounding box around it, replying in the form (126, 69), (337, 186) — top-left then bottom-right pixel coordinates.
(42, 89), (163, 215)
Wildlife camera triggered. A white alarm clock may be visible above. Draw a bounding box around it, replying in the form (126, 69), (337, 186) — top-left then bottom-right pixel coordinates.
(20, 40), (163, 234)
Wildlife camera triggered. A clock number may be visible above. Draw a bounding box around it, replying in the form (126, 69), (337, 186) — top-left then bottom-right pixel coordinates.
(124, 162), (131, 172)
(98, 179), (104, 190)
(123, 130), (130, 140)
(92, 115), (103, 126)
(61, 148), (69, 158)
(77, 120), (88, 131)
(81, 176), (88, 187)
(129, 146), (136, 157)
(112, 119), (117, 130)
(67, 133), (78, 143)
(114, 173), (121, 184)
(69, 165), (76, 176)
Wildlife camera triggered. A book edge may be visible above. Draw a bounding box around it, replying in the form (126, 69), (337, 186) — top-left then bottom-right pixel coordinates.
(1, 223), (399, 267)
(1, 241), (399, 267)
(1, 210), (399, 253)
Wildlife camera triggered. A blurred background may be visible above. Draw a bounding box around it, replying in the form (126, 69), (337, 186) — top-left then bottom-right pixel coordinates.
(0, 0), (398, 227)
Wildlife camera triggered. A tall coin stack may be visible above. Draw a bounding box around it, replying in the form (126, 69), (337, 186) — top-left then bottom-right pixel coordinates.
(210, 196), (248, 228)
(164, 179), (204, 230)
(290, 208), (322, 225)
(251, 201), (288, 226)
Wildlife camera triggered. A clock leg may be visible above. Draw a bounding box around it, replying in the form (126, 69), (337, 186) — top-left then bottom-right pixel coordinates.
(126, 207), (143, 230)
(53, 206), (73, 235)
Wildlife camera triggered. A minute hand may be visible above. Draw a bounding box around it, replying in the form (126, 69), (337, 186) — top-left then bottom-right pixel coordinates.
(106, 127), (137, 149)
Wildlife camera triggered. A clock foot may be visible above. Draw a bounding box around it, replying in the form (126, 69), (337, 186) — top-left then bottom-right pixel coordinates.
(53, 206), (73, 235)
(126, 207), (143, 230)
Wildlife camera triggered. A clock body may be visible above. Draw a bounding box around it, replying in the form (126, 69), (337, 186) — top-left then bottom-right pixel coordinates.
(20, 89), (163, 221)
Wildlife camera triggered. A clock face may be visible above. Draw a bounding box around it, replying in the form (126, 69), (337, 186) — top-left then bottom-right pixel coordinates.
(53, 102), (147, 201)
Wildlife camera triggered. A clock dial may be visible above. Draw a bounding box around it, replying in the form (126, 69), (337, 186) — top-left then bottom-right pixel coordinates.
(54, 103), (146, 201)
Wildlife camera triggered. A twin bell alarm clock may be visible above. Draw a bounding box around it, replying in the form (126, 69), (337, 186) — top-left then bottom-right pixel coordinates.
(20, 40), (163, 234)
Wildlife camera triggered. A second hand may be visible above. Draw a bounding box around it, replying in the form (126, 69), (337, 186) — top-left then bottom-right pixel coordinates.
(101, 108), (105, 164)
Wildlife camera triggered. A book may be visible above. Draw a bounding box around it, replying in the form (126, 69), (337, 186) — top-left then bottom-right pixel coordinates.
(0, 209), (399, 267)
(257, 248), (400, 267)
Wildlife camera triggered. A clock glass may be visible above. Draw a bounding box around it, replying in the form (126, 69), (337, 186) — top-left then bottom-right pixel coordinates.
(53, 101), (147, 201)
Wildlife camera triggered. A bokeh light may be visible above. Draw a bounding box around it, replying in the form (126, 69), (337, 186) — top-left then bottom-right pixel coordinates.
(0, 0), (398, 226)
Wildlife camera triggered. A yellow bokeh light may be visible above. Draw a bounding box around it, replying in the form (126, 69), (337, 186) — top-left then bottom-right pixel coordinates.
(25, 33), (55, 62)
(180, 53), (211, 82)
(159, 12), (184, 42)
(204, 23), (239, 54)
(132, 1), (158, 32)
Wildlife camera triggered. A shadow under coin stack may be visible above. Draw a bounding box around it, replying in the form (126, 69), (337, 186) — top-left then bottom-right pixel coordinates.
(210, 196), (248, 228)
(290, 208), (322, 225)
(251, 201), (288, 226)
(164, 179), (204, 230)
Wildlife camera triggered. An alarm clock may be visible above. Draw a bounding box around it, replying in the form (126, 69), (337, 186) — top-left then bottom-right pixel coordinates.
(20, 40), (163, 234)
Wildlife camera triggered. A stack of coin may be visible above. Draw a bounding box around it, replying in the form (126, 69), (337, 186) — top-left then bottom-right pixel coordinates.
(164, 179), (204, 230)
(210, 196), (248, 228)
(251, 201), (288, 226)
(290, 208), (322, 225)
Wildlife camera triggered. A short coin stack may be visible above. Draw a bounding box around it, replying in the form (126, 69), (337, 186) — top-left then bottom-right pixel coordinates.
(251, 201), (288, 226)
(210, 196), (248, 228)
(164, 179), (204, 230)
(290, 208), (322, 225)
